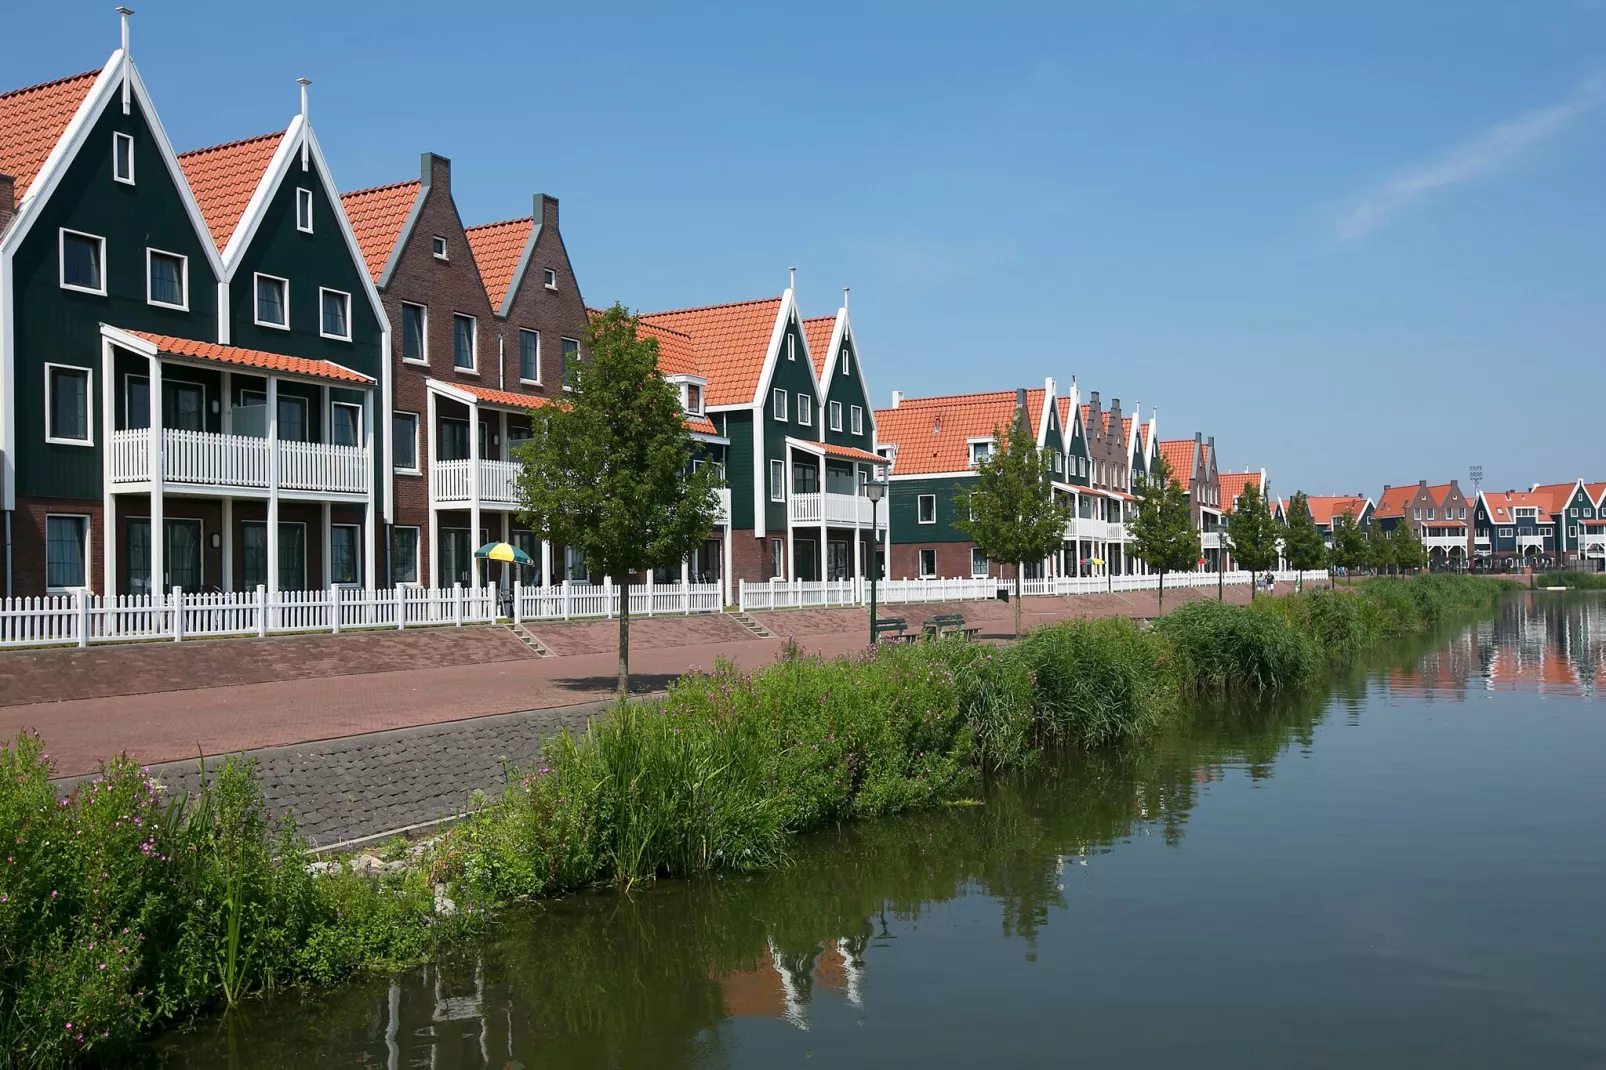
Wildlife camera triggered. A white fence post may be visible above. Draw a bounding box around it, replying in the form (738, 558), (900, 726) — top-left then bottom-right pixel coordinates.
(171, 587), (184, 642)
(397, 585), (407, 630)
(513, 581), (523, 624)
(646, 579), (654, 618)
(257, 585), (268, 637)
(604, 576), (614, 619)
(331, 587), (342, 634)
(75, 590), (88, 648)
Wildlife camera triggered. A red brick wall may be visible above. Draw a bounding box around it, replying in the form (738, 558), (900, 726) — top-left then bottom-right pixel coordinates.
(11, 497), (104, 597)
(888, 540), (1018, 581)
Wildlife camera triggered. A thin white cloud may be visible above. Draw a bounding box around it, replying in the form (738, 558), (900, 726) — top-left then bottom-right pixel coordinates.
(1339, 73), (1606, 240)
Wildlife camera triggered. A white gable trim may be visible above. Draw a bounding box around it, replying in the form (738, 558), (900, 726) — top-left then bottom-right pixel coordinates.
(834, 310), (879, 448)
(749, 289), (820, 407)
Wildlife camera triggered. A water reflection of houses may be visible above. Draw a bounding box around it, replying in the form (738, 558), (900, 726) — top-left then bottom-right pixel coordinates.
(718, 935), (868, 1030)
(1389, 595), (1604, 700)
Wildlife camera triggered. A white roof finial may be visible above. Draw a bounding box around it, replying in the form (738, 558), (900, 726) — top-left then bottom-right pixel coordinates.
(842, 286), (850, 312)
(297, 77), (311, 121)
(788, 265), (796, 293)
(117, 7), (133, 53)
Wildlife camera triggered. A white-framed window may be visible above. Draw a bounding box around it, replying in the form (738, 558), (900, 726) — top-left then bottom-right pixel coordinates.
(45, 363), (92, 445)
(1053, 453), (1063, 474)
(969, 440), (992, 466)
(1426, 508), (1434, 520)
(918, 548), (937, 578)
(917, 494), (937, 524)
(1458, 507), (1466, 519)
(330, 524), (361, 585)
(843, 353), (851, 377)
(295, 187), (314, 233)
(519, 328), (540, 384)
(432, 235), (448, 260)
(561, 337), (579, 389)
(254, 272), (289, 328)
(829, 400), (843, 431)
(684, 382), (703, 414)
(113, 131), (135, 184)
(770, 538), (785, 579)
(1413, 508), (1421, 520)
(452, 313), (477, 371)
(146, 248), (187, 310)
(787, 335), (796, 361)
(543, 268), (557, 290)
(1499, 527), (1513, 537)
(971, 548), (989, 577)
(391, 526), (420, 584)
(1570, 525), (1579, 538)
(392, 411), (419, 472)
(1573, 508), (1581, 517)
(319, 287), (352, 341)
(770, 459), (785, 501)
(45, 514), (91, 591)
(850, 405), (863, 436)
(59, 228), (106, 295)
(276, 395), (309, 442)
(797, 395), (812, 426)
(331, 401), (362, 447)
(242, 521), (308, 591)
(400, 303), (427, 363)
(772, 388), (788, 422)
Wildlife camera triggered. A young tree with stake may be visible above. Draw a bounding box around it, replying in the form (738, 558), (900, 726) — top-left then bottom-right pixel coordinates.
(1127, 452), (1200, 614)
(954, 400), (1071, 637)
(1329, 511), (1369, 583)
(1224, 481), (1279, 596)
(514, 304), (724, 695)
(1282, 491), (1327, 588)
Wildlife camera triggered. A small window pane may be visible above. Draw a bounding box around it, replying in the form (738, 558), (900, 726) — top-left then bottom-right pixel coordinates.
(114, 133), (134, 182)
(331, 526), (359, 584)
(520, 329), (539, 381)
(149, 251), (183, 306)
(919, 548), (936, 578)
(686, 383), (702, 413)
(851, 406), (863, 435)
(321, 290), (349, 338)
(277, 397), (307, 442)
(402, 305), (425, 361)
(392, 528), (419, 583)
(453, 315), (475, 369)
(561, 338), (579, 382)
(296, 188), (313, 231)
(918, 495), (936, 524)
(46, 516), (86, 588)
(49, 367), (89, 441)
(332, 404), (360, 447)
(393, 413), (418, 469)
(127, 376), (150, 430)
(256, 276), (287, 325)
(797, 395), (812, 426)
(62, 233), (102, 290)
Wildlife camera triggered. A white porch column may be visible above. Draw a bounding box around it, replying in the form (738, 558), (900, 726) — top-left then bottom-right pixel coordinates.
(468, 398), (483, 587)
(819, 451), (827, 581)
(148, 352), (164, 597)
(426, 388), (439, 589)
(221, 497), (233, 592)
(321, 500), (332, 588)
(221, 370), (232, 434)
(541, 539), (552, 588)
(362, 388), (375, 591)
(722, 525), (733, 606)
(100, 337), (115, 596)
(266, 375), (280, 596)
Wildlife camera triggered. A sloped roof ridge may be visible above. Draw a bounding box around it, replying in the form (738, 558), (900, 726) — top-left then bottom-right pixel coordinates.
(177, 130), (281, 159)
(465, 214), (534, 232)
(0, 68), (100, 101)
(342, 177), (420, 199)
(640, 295), (782, 318)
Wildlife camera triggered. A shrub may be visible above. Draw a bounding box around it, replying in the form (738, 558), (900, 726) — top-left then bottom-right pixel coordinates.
(1154, 600), (1322, 693)
(1014, 618), (1179, 747)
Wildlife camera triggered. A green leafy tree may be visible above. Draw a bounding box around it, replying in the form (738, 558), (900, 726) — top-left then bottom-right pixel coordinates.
(955, 402), (1072, 636)
(1366, 523), (1396, 575)
(1224, 482), (1280, 594)
(1127, 452), (1201, 614)
(1329, 511), (1369, 582)
(1282, 492), (1327, 587)
(1391, 522), (1428, 573)
(514, 304), (724, 694)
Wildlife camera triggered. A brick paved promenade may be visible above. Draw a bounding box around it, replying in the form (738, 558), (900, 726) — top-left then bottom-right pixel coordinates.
(4, 582), (1312, 844)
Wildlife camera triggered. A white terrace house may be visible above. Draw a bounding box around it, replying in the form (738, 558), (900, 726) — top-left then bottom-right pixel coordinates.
(100, 326), (377, 595)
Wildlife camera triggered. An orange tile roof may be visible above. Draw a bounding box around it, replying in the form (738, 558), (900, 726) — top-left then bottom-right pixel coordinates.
(635, 319), (700, 378)
(340, 180), (420, 283)
(451, 381), (552, 410)
(465, 216), (533, 310)
(1480, 489), (1555, 524)
(1588, 482), (1606, 507)
(0, 69), (100, 208)
(686, 413), (718, 435)
(1122, 416), (1136, 447)
(1305, 495), (1371, 526)
(179, 132), (283, 252)
(816, 440), (886, 465)
(875, 393), (1021, 476)
(638, 298), (783, 407)
(1157, 439), (1196, 481)
(121, 330), (372, 384)
(1218, 471), (1263, 512)
(803, 316), (835, 379)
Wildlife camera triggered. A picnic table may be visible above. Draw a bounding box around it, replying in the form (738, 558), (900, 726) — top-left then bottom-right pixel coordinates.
(923, 613), (981, 641)
(872, 617), (912, 643)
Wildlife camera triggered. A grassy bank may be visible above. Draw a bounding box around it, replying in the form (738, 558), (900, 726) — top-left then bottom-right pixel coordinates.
(1540, 570), (1606, 590)
(0, 574), (1506, 1066)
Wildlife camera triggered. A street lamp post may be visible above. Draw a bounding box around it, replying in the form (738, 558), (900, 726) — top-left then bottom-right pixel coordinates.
(864, 479), (886, 645)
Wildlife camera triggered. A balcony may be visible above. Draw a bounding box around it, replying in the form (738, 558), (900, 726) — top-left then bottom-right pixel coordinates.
(432, 458), (520, 508)
(1422, 534), (1468, 550)
(1065, 517), (1124, 542)
(716, 487), (731, 524)
(108, 428), (369, 497)
(1200, 531), (1223, 550)
(790, 491), (877, 526)
(1582, 533), (1606, 558)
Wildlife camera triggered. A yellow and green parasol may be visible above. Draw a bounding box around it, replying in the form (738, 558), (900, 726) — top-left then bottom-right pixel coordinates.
(474, 541), (536, 566)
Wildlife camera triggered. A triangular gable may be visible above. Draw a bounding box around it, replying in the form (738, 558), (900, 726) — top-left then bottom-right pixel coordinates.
(804, 308), (879, 446)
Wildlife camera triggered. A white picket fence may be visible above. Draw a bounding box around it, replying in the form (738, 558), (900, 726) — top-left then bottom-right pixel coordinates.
(739, 569), (1329, 612)
(0, 580), (724, 649)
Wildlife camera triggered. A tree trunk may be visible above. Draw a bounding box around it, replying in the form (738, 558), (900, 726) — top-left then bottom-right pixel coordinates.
(617, 577), (630, 696)
(1158, 570), (1166, 615)
(1014, 565), (1023, 638)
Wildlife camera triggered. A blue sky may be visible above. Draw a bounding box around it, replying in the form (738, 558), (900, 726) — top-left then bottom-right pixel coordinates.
(6, 1), (1603, 498)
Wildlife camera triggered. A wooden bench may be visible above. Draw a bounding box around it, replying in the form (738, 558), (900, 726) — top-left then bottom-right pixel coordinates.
(872, 617), (911, 643)
(923, 614), (981, 641)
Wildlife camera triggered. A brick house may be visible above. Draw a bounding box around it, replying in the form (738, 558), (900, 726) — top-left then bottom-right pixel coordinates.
(1375, 480), (1473, 565)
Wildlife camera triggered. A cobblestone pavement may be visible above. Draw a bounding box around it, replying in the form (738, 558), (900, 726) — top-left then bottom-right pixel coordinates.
(52, 700), (613, 849)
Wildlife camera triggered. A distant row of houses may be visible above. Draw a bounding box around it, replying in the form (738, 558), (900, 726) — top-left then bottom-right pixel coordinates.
(0, 16), (1277, 603)
(1287, 480), (1606, 571)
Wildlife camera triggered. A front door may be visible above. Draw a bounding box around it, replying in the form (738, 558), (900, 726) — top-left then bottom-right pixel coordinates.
(793, 538), (818, 581)
(126, 517), (204, 593)
(827, 540), (850, 580)
(439, 528), (473, 587)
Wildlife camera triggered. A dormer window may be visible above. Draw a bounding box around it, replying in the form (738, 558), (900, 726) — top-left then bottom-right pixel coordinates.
(295, 187), (313, 233)
(543, 268), (557, 290)
(113, 132), (134, 184)
(432, 236), (448, 260)
(684, 383), (703, 414)
(969, 440), (992, 466)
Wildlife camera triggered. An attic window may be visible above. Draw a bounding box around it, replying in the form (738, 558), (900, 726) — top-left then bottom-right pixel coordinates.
(113, 132), (134, 184)
(543, 268), (557, 290)
(787, 336), (795, 361)
(432, 236), (448, 260)
(295, 187), (313, 233)
(970, 440), (992, 466)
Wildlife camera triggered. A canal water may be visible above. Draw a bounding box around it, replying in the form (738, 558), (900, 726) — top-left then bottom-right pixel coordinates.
(156, 593), (1606, 1068)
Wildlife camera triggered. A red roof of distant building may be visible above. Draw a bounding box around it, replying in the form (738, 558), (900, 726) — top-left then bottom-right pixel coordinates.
(1304, 495), (1371, 526)
(0, 69), (100, 208)
(803, 316), (835, 379)
(179, 132), (283, 252)
(340, 180), (421, 282)
(638, 298), (783, 408)
(1219, 471), (1264, 512)
(875, 390), (1041, 477)
(1157, 439), (1196, 479)
(1481, 489), (1555, 524)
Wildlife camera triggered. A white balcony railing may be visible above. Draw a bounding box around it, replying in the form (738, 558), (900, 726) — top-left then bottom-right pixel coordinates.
(790, 491), (877, 526)
(1582, 533), (1606, 558)
(1200, 531), (1223, 550)
(431, 458), (521, 507)
(715, 487), (731, 524)
(1066, 517), (1126, 542)
(1423, 534), (1468, 550)
(108, 428), (368, 496)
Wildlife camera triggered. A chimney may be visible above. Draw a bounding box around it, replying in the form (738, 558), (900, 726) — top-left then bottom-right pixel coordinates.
(420, 152), (451, 192)
(117, 7), (133, 114)
(890, 390), (902, 408)
(0, 176), (14, 236)
(1016, 387), (1028, 417)
(535, 192), (558, 229)
(1090, 391), (1100, 407)
(1384, 484), (1391, 491)
(1419, 479), (1427, 487)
